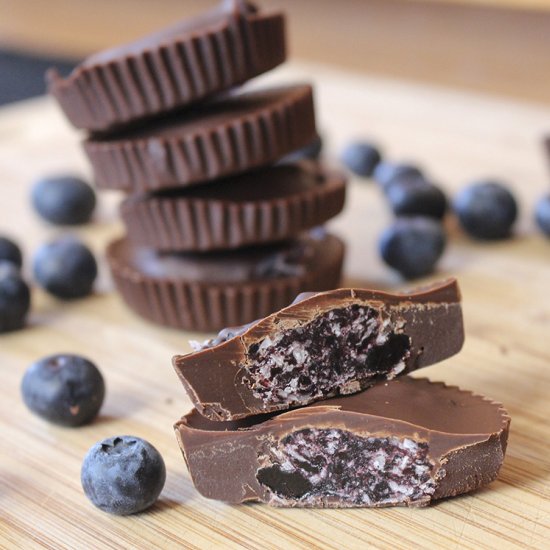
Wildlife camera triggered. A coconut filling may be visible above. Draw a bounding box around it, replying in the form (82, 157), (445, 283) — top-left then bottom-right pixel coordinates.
(256, 428), (438, 506)
(243, 304), (412, 406)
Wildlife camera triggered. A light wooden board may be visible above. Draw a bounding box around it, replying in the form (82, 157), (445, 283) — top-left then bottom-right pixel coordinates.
(1, 62), (550, 549)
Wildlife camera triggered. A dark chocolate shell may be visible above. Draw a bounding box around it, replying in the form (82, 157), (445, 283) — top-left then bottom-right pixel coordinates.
(47, 1), (286, 132)
(175, 377), (510, 507)
(119, 162), (346, 252)
(84, 85), (316, 192)
(107, 231), (345, 332)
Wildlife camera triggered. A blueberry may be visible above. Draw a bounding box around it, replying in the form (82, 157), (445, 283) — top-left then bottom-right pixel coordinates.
(373, 162), (423, 189)
(340, 141), (381, 177)
(81, 435), (166, 515)
(33, 237), (97, 299)
(535, 194), (550, 236)
(385, 179), (448, 220)
(0, 236), (23, 268)
(453, 181), (518, 240)
(21, 354), (105, 426)
(0, 262), (31, 332)
(379, 217), (446, 279)
(282, 134), (323, 163)
(31, 175), (96, 225)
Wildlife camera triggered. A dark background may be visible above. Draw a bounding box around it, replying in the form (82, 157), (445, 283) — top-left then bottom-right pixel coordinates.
(0, 50), (75, 106)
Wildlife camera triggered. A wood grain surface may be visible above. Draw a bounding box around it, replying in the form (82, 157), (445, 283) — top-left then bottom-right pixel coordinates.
(1, 62), (550, 549)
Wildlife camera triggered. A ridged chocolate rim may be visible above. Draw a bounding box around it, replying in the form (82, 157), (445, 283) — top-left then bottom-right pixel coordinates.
(84, 84), (316, 192)
(428, 384), (511, 499)
(119, 162), (347, 252)
(47, 1), (286, 132)
(173, 378), (510, 506)
(106, 233), (345, 332)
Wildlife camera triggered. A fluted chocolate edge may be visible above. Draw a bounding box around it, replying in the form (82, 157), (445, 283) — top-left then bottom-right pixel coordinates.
(432, 389), (510, 500)
(106, 235), (345, 332)
(84, 85), (316, 192)
(47, 11), (286, 132)
(173, 380), (510, 507)
(119, 165), (347, 252)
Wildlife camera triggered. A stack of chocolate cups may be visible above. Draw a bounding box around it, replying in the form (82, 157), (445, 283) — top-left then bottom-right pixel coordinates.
(48, 0), (347, 331)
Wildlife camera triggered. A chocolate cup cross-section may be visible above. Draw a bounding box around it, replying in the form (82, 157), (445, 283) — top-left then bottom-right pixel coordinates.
(174, 377), (510, 507)
(84, 84), (316, 192)
(47, 0), (287, 132)
(172, 278), (464, 420)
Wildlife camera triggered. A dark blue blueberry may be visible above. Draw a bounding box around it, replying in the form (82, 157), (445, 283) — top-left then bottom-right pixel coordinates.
(81, 435), (166, 515)
(0, 262), (31, 333)
(0, 236), (23, 268)
(21, 354), (105, 426)
(535, 194), (550, 237)
(453, 181), (518, 240)
(340, 141), (381, 177)
(33, 237), (97, 299)
(385, 179), (448, 220)
(379, 217), (446, 279)
(373, 162), (424, 189)
(31, 175), (96, 225)
(281, 135), (323, 163)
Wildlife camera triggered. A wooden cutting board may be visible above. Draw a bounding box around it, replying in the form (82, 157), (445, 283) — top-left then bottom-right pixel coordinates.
(1, 62), (549, 549)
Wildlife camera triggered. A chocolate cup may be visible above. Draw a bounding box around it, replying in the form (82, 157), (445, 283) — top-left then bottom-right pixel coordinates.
(106, 231), (345, 332)
(120, 162), (347, 252)
(172, 279), (464, 420)
(84, 84), (316, 192)
(47, 1), (286, 133)
(174, 377), (510, 507)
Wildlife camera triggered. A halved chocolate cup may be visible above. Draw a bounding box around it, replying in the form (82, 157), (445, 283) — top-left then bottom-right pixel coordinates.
(173, 279), (464, 420)
(175, 377), (510, 507)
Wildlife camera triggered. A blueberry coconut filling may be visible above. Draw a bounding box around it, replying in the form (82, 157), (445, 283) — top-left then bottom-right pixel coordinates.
(242, 304), (411, 407)
(256, 428), (438, 506)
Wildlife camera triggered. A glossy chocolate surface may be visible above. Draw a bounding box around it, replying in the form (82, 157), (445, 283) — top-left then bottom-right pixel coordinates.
(48, 1), (286, 132)
(84, 85), (316, 191)
(106, 231), (345, 331)
(175, 377), (509, 507)
(108, 231), (342, 283)
(173, 279), (464, 420)
(120, 162), (347, 252)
